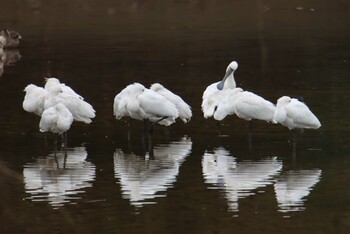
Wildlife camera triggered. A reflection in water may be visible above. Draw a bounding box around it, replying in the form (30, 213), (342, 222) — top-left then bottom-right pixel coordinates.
(23, 146), (95, 208)
(114, 136), (192, 207)
(274, 169), (322, 214)
(202, 147), (282, 212)
(0, 49), (21, 78)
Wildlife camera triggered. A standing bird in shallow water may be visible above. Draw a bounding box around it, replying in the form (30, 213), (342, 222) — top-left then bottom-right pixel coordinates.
(213, 87), (276, 150)
(23, 84), (48, 116)
(39, 103), (73, 148)
(150, 83), (192, 123)
(273, 96), (321, 130)
(114, 83), (179, 155)
(202, 61), (238, 118)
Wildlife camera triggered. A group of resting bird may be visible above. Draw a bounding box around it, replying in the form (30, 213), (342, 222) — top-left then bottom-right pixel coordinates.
(22, 60), (321, 145)
(23, 78), (96, 146)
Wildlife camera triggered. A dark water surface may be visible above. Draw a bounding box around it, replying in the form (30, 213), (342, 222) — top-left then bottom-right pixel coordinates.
(0, 1), (349, 233)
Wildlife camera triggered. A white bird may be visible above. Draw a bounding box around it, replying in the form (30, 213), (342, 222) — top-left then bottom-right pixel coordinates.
(113, 83), (140, 120)
(39, 103), (73, 135)
(273, 96), (321, 130)
(23, 84), (48, 116)
(202, 61), (238, 118)
(214, 88), (276, 123)
(0, 29), (22, 48)
(44, 85), (95, 124)
(44, 77), (83, 99)
(150, 83), (192, 123)
(114, 83), (179, 128)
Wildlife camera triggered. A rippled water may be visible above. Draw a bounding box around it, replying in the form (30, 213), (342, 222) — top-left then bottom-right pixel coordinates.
(0, 0), (349, 233)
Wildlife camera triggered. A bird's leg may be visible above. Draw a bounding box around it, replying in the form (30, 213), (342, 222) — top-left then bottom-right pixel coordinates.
(63, 132), (68, 149)
(63, 148), (68, 169)
(148, 131), (154, 160)
(292, 131), (297, 165)
(247, 121), (253, 152)
(143, 119), (149, 135)
(54, 136), (59, 168)
(142, 119), (151, 156)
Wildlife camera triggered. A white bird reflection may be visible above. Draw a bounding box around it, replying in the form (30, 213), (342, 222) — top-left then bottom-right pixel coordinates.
(274, 169), (322, 214)
(202, 147), (282, 212)
(114, 136), (192, 207)
(23, 146), (95, 208)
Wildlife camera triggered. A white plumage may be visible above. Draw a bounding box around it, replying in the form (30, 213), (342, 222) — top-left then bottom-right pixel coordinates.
(150, 83), (192, 123)
(113, 83), (179, 126)
(39, 103), (73, 135)
(44, 83), (95, 124)
(23, 84), (48, 116)
(214, 88), (276, 123)
(45, 77), (83, 99)
(113, 83), (141, 120)
(202, 61), (238, 118)
(273, 96), (321, 130)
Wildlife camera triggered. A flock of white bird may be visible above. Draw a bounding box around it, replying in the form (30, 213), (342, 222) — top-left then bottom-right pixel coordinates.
(23, 78), (96, 144)
(22, 59), (321, 142)
(202, 61), (321, 130)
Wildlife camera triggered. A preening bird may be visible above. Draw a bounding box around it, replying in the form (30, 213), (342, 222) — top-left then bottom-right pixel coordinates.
(44, 85), (96, 124)
(150, 83), (192, 123)
(113, 83), (141, 120)
(113, 82), (179, 130)
(0, 29), (22, 48)
(213, 88), (276, 123)
(202, 61), (238, 118)
(273, 96), (321, 130)
(39, 103), (73, 135)
(39, 103), (74, 148)
(23, 84), (48, 116)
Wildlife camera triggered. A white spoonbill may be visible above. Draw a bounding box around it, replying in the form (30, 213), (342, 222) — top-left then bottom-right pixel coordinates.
(214, 88), (276, 123)
(39, 103), (73, 135)
(44, 85), (95, 124)
(150, 83), (192, 123)
(113, 83), (140, 120)
(39, 103), (74, 148)
(273, 96), (321, 130)
(202, 61), (238, 118)
(45, 77), (83, 99)
(23, 84), (48, 116)
(114, 83), (179, 130)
